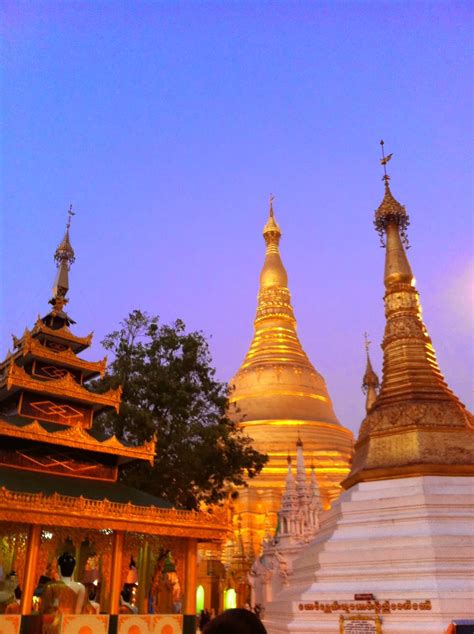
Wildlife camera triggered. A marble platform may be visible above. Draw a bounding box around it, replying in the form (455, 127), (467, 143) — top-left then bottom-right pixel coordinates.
(263, 476), (474, 633)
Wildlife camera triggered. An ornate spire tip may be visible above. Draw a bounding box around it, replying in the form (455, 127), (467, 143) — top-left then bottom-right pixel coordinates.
(269, 193), (274, 218)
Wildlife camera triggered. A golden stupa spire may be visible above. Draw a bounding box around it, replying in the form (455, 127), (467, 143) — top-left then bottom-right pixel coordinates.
(362, 332), (379, 412)
(229, 196), (340, 425)
(344, 143), (474, 488)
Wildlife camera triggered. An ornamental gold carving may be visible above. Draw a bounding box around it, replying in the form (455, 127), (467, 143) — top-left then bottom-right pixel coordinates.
(384, 290), (419, 315)
(5, 363), (121, 411)
(383, 315), (424, 340)
(0, 487), (228, 541)
(363, 401), (468, 436)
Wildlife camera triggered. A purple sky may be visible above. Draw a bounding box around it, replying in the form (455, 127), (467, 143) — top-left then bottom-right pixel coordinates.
(1, 2), (472, 434)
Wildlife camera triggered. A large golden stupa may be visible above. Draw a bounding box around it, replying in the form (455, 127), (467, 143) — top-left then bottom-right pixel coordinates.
(228, 198), (354, 555)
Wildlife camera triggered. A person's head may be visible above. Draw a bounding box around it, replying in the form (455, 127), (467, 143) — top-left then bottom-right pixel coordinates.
(14, 586), (22, 600)
(203, 608), (267, 634)
(57, 553), (76, 578)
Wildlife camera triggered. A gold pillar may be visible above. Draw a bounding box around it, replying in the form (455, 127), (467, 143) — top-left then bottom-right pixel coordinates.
(109, 530), (125, 615)
(183, 538), (197, 615)
(21, 524), (41, 615)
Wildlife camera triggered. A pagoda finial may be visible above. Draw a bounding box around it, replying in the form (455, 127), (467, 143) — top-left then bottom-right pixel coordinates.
(374, 141), (410, 248)
(296, 431), (303, 448)
(48, 206), (77, 326)
(362, 332), (379, 412)
(379, 140), (393, 184)
(54, 205), (76, 270)
(263, 194), (281, 244)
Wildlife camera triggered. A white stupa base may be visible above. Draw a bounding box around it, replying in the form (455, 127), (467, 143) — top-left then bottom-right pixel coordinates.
(264, 476), (474, 634)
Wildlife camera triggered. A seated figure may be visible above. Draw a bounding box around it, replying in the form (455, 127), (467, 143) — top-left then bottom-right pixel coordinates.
(5, 586), (22, 614)
(119, 585), (138, 614)
(41, 553), (86, 633)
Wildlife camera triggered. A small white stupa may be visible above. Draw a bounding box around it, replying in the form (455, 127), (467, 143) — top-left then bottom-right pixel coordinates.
(248, 436), (322, 613)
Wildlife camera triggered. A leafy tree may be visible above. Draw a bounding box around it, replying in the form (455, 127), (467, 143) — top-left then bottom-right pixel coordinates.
(93, 310), (267, 510)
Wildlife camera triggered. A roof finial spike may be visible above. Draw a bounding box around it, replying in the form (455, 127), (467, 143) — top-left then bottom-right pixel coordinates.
(269, 193), (275, 218)
(66, 204), (75, 230)
(379, 139), (393, 185)
(364, 331), (371, 356)
(296, 430), (303, 448)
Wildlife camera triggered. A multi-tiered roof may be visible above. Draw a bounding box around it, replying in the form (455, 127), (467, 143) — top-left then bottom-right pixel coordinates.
(0, 213), (227, 540)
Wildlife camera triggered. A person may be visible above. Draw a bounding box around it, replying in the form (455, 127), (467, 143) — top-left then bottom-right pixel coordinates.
(202, 608), (267, 634)
(199, 609), (210, 631)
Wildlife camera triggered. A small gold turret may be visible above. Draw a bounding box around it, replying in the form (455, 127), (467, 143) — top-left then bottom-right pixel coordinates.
(344, 142), (474, 488)
(362, 333), (379, 412)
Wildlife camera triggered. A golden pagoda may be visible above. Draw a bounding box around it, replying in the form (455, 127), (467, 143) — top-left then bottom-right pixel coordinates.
(344, 142), (474, 488)
(0, 210), (227, 628)
(228, 197), (354, 557)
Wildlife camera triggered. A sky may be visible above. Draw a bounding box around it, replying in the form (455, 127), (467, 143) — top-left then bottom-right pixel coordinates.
(1, 1), (472, 435)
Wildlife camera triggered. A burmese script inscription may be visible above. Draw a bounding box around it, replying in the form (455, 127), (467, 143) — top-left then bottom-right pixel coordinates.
(339, 615), (381, 634)
(297, 599), (431, 614)
(344, 621), (376, 634)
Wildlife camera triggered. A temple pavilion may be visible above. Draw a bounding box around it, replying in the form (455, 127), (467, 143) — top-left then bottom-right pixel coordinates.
(227, 198), (354, 560)
(0, 213), (227, 630)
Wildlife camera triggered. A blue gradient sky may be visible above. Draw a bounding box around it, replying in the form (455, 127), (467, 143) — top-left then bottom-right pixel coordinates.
(1, 1), (472, 434)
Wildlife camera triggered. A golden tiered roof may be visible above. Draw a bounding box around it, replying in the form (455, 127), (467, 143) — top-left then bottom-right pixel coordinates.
(344, 147), (474, 487)
(229, 197), (341, 425)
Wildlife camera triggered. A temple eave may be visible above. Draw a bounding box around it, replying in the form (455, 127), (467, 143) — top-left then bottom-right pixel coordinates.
(32, 320), (94, 351)
(0, 487), (228, 541)
(3, 367), (121, 411)
(0, 418), (155, 463)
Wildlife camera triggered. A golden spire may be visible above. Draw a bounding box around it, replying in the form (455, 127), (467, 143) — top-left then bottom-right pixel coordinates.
(52, 206), (76, 300)
(229, 197), (340, 425)
(362, 333), (379, 412)
(48, 206), (76, 326)
(344, 144), (474, 488)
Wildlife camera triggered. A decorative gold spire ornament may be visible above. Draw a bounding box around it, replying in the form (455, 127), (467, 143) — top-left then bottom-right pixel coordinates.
(49, 206), (76, 326)
(362, 332), (379, 412)
(344, 144), (474, 488)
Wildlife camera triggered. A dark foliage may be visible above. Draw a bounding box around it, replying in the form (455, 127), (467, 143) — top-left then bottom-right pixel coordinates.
(93, 310), (267, 510)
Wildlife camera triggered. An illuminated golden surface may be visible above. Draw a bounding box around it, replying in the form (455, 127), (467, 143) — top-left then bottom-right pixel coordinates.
(0, 486), (228, 540)
(344, 180), (474, 488)
(229, 200), (353, 556)
(3, 362), (121, 412)
(0, 417), (156, 463)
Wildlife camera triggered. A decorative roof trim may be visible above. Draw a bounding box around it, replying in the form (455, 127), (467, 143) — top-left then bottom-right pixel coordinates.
(10, 334), (107, 377)
(4, 363), (121, 411)
(32, 320), (94, 347)
(0, 418), (155, 464)
(0, 486), (228, 541)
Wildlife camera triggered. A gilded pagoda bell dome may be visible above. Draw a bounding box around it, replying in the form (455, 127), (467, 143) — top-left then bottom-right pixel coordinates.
(229, 201), (340, 427)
